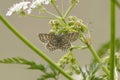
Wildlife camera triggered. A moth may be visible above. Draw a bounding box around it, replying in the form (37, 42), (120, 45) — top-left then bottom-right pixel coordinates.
(38, 32), (79, 51)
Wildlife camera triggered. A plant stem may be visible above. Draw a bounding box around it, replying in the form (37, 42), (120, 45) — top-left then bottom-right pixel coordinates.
(110, 0), (116, 79)
(61, 0), (64, 15)
(87, 45), (110, 75)
(63, 3), (76, 19)
(88, 45), (101, 63)
(0, 14), (74, 80)
(116, 0), (120, 8)
(79, 28), (110, 75)
(46, 11), (60, 18)
(51, 0), (62, 17)
(27, 14), (56, 19)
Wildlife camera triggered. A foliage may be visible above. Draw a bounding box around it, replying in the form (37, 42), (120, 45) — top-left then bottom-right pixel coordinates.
(0, 0), (119, 80)
(0, 57), (58, 80)
(97, 38), (120, 57)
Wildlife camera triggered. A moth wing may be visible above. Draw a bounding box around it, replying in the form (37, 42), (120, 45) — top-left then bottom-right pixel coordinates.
(46, 42), (57, 51)
(63, 32), (79, 42)
(59, 39), (71, 51)
(38, 33), (51, 43)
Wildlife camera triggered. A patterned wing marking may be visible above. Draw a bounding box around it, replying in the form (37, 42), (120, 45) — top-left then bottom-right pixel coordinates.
(59, 39), (71, 51)
(63, 32), (79, 42)
(38, 32), (78, 51)
(38, 33), (51, 43)
(46, 42), (58, 51)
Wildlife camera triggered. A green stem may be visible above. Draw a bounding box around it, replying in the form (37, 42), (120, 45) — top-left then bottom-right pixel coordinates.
(50, 0), (68, 27)
(116, 0), (120, 8)
(27, 14), (56, 19)
(110, 0), (116, 79)
(46, 11), (60, 18)
(87, 45), (110, 75)
(0, 14), (74, 80)
(51, 0), (62, 17)
(88, 45), (101, 63)
(79, 32), (110, 75)
(63, 3), (76, 19)
(61, 0), (64, 15)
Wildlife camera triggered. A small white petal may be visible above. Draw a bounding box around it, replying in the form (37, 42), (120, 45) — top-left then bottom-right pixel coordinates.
(6, 10), (13, 16)
(30, 0), (50, 8)
(6, 1), (31, 16)
(27, 8), (32, 14)
(115, 67), (118, 80)
(43, 0), (50, 4)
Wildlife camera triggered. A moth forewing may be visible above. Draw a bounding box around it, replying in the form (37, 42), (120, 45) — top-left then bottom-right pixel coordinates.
(46, 42), (57, 51)
(63, 32), (79, 42)
(38, 33), (50, 43)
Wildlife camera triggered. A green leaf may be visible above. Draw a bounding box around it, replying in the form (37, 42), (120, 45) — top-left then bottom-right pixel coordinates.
(0, 57), (34, 64)
(116, 0), (120, 8)
(97, 38), (120, 57)
(0, 57), (60, 79)
(0, 57), (46, 71)
(37, 73), (56, 80)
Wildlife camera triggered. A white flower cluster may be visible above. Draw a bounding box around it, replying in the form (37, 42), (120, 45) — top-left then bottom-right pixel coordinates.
(6, 0), (51, 16)
(30, 0), (50, 8)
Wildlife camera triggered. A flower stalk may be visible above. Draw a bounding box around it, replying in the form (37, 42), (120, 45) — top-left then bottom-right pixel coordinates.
(110, 0), (116, 79)
(63, 2), (76, 19)
(87, 44), (110, 75)
(51, 0), (62, 17)
(79, 30), (110, 75)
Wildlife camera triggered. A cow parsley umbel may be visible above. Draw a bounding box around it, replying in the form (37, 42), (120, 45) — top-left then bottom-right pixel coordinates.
(6, 0), (51, 16)
(6, 1), (30, 16)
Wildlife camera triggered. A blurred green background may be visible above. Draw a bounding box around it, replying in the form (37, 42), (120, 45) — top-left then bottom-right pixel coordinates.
(0, 0), (120, 80)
